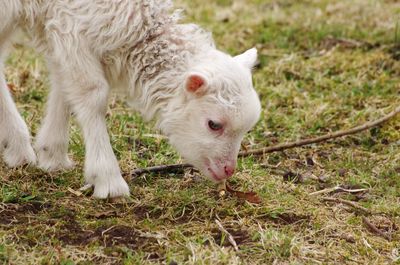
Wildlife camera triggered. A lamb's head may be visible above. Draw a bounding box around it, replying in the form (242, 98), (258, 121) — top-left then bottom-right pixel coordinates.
(160, 48), (261, 182)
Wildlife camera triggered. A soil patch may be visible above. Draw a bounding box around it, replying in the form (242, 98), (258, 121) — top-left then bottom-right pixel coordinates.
(0, 201), (51, 225)
(133, 205), (163, 220)
(57, 217), (157, 249)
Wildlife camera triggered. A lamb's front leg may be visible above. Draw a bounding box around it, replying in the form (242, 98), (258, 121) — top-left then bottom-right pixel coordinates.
(60, 61), (129, 198)
(35, 71), (74, 171)
(76, 93), (130, 198)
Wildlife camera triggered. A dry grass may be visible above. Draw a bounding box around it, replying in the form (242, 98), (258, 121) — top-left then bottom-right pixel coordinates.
(1, 0), (399, 264)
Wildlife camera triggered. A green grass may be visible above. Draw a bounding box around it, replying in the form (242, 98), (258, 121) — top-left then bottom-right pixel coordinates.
(1, 0), (400, 264)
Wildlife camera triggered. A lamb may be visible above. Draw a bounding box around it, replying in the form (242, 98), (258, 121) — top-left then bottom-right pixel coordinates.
(0, 0), (261, 198)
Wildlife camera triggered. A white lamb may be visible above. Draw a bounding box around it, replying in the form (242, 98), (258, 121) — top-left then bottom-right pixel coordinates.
(0, 0), (261, 198)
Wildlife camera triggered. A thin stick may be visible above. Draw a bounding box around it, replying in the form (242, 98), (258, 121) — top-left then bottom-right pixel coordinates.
(322, 197), (371, 214)
(101, 225), (117, 237)
(215, 219), (239, 251)
(310, 186), (368, 196)
(130, 163), (193, 177)
(129, 106), (400, 177)
(362, 216), (391, 241)
(239, 106), (400, 157)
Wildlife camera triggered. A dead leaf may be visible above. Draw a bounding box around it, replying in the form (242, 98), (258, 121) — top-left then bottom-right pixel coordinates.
(225, 183), (262, 204)
(7, 83), (17, 93)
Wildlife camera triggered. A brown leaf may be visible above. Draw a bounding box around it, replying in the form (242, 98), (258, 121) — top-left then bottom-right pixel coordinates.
(225, 183), (262, 204)
(7, 83), (17, 93)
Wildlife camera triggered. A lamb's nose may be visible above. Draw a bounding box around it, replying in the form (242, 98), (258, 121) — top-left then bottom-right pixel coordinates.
(224, 161), (236, 178)
(224, 166), (234, 177)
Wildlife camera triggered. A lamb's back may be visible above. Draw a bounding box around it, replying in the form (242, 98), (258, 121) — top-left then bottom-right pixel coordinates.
(19, 0), (176, 54)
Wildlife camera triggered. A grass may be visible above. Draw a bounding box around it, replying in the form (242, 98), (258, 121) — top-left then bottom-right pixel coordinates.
(1, 0), (399, 264)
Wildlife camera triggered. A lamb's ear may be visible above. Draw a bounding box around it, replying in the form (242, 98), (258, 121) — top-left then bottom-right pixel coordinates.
(185, 73), (208, 96)
(234, 48), (258, 70)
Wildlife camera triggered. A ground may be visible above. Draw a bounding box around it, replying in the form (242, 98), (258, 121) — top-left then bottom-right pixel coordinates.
(0, 0), (399, 264)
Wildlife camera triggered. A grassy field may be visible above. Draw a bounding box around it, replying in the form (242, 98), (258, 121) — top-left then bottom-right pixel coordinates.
(1, 0), (400, 264)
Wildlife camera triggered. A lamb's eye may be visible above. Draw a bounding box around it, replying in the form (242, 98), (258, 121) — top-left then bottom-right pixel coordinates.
(208, 120), (223, 131)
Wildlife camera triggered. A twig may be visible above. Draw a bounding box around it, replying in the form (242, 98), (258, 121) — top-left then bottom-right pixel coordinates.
(67, 187), (83, 197)
(129, 106), (400, 176)
(215, 219), (239, 251)
(239, 106), (400, 157)
(310, 186), (368, 196)
(362, 216), (392, 241)
(130, 163), (193, 177)
(101, 225), (117, 237)
(322, 197), (371, 214)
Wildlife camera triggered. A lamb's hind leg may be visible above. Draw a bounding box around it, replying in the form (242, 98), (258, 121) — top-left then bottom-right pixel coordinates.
(35, 61), (74, 171)
(0, 45), (36, 167)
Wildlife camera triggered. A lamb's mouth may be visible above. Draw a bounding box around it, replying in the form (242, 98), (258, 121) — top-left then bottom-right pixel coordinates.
(207, 167), (224, 182)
